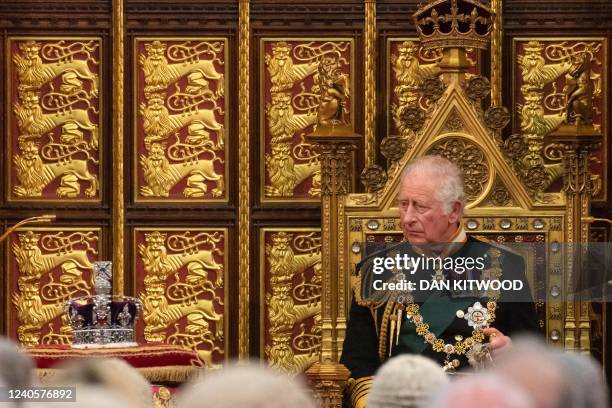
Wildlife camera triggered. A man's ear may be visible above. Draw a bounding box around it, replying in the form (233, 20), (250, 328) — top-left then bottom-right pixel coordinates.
(448, 201), (463, 224)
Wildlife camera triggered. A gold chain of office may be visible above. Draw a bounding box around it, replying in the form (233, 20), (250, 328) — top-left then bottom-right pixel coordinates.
(404, 248), (502, 367)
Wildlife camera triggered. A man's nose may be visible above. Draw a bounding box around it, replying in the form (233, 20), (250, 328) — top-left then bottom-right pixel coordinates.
(401, 206), (417, 224)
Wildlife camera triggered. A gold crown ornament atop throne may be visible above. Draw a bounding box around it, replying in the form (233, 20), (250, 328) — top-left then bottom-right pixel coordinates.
(65, 261), (143, 349)
(413, 0), (493, 51)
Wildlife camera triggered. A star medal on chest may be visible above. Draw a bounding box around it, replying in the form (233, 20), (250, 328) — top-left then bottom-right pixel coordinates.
(431, 264), (445, 283)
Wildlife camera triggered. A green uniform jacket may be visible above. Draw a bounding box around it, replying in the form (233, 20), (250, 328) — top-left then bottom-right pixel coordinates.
(340, 236), (540, 405)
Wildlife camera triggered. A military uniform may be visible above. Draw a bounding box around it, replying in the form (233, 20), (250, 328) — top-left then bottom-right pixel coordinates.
(340, 229), (539, 407)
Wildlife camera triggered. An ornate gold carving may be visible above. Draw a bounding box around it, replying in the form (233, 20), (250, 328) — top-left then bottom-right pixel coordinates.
(238, 0), (250, 359)
(137, 230), (225, 368)
(14, 91), (99, 147)
(390, 41), (441, 147)
(13, 140), (99, 198)
(484, 106), (510, 130)
(379, 135), (407, 164)
(421, 77), (446, 102)
(512, 39), (604, 198)
(399, 106), (426, 131)
(266, 41), (318, 92)
(140, 141), (224, 198)
(113, 0), (125, 292)
(141, 40), (224, 94)
(314, 55), (351, 129)
(360, 165), (387, 193)
(305, 361), (350, 408)
(442, 109), (465, 133)
(9, 39), (102, 202)
(14, 40), (99, 94)
(264, 231), (322, 373)
(139, 92), (224, 149)
(414, 0), (493, 51)
(364, 0), (377, 166)
(483, 178), (514, 207)
(464, 75), (491, 100)
(263, 40), (352, 200)
(426, 138), (489, 201)
(153, 387), (173, 408)
(136, 39), (227, 202)
(490, 0), (502, 105)
(564, 52), (595, 126)
(10, 229), (98, 346)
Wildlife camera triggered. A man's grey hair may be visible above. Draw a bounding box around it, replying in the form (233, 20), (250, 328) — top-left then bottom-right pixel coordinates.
(552, 347), (609, 408)
(50, 358), (152, 408)
(0, 337), (35, 390)
(177, 362), (316, 408)
(425, 373), (535, 408)
(492, 335), (609, 408)
(400, 155), (466, 214)
(368, 355), (449, 408)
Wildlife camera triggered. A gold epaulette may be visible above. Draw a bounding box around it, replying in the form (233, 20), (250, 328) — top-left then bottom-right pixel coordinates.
(346, 376), (373, 408)
(471, 235), (522, 258)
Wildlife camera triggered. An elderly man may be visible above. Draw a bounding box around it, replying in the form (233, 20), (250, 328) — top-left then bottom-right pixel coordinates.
(340, 155), (539, 408)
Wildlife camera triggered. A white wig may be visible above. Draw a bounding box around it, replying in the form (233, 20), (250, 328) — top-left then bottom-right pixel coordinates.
(368, 355), (449, 408)
(400, 155), (466, 214)
(177, 362), (316, 408)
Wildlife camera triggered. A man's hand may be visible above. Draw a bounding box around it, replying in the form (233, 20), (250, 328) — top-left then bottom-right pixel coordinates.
(484, 327), (512, 354)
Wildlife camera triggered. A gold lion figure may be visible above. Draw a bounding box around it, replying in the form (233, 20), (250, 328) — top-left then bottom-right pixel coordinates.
(13, 40), (99, 95)
(13, 140), (99, 198)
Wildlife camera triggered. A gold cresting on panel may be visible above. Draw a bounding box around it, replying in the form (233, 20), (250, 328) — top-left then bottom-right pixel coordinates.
(387, 39), (479, 149)
(7, 38), (102, 201)
(261, 39), (354, 201)
(134, 228), (227, 368)
(7, 228), (100, 346)
(134, 39), (228, 202)
(513, 38), (607, 201)
(261, 229), (322, 373)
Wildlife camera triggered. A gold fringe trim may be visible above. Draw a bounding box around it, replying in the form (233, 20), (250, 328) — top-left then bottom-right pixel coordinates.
(36, 365), (202, 384)
(347, 376), (373, 408)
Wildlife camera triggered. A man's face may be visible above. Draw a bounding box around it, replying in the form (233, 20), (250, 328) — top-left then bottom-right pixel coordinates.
(398, 172), (462, 244)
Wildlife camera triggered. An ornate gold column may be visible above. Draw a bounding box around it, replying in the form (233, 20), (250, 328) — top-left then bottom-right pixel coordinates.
(490, 0), (502, 106)
(304, 136), (356, 407)
(305, 89), (360, 405)
(549, 126), (601, 352)
(112, 0), (125, 293)
(364, 0), (377, 166)
(238, 0), (251, 359)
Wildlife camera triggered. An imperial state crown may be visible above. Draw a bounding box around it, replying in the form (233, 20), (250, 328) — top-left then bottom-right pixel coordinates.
(65, 261), (143, 348)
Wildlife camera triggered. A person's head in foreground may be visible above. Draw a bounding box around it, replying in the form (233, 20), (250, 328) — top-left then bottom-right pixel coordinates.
(367, 354), (449, 408)
(398, 155), (466, 244)
(48, 357), (152, 408)
(491, 336), (609, 408)
(426, 373), (535, 408)
(177, 362), (316, 408)
(0, 336), (36, 389)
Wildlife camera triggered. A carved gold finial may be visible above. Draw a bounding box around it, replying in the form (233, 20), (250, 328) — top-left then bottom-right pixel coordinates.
(413, 0), (493, 51)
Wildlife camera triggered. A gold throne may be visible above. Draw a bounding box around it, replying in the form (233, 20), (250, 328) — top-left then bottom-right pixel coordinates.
(305, 0), (603, 406)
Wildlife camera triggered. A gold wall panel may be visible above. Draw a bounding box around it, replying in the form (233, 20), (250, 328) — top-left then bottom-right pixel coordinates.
(260, 228), (322, 373)
(134, 228), (227, 368)
(134, 38), (228, 202)
(261, 39), (354, 202)
(7, 38), (102, 201)
(6, 227), (101, 346)
(387, 38), (479, 148)
(513, 37), (608, 201)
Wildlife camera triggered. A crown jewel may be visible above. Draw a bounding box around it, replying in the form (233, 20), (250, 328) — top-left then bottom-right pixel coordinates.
(413, 0), (493, 51)
(65, 262), (142, 348)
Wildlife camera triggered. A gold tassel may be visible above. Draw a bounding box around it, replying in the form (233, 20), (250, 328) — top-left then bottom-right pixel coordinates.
(396, 307), (402, 346)
(389, 315), (396, 357)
